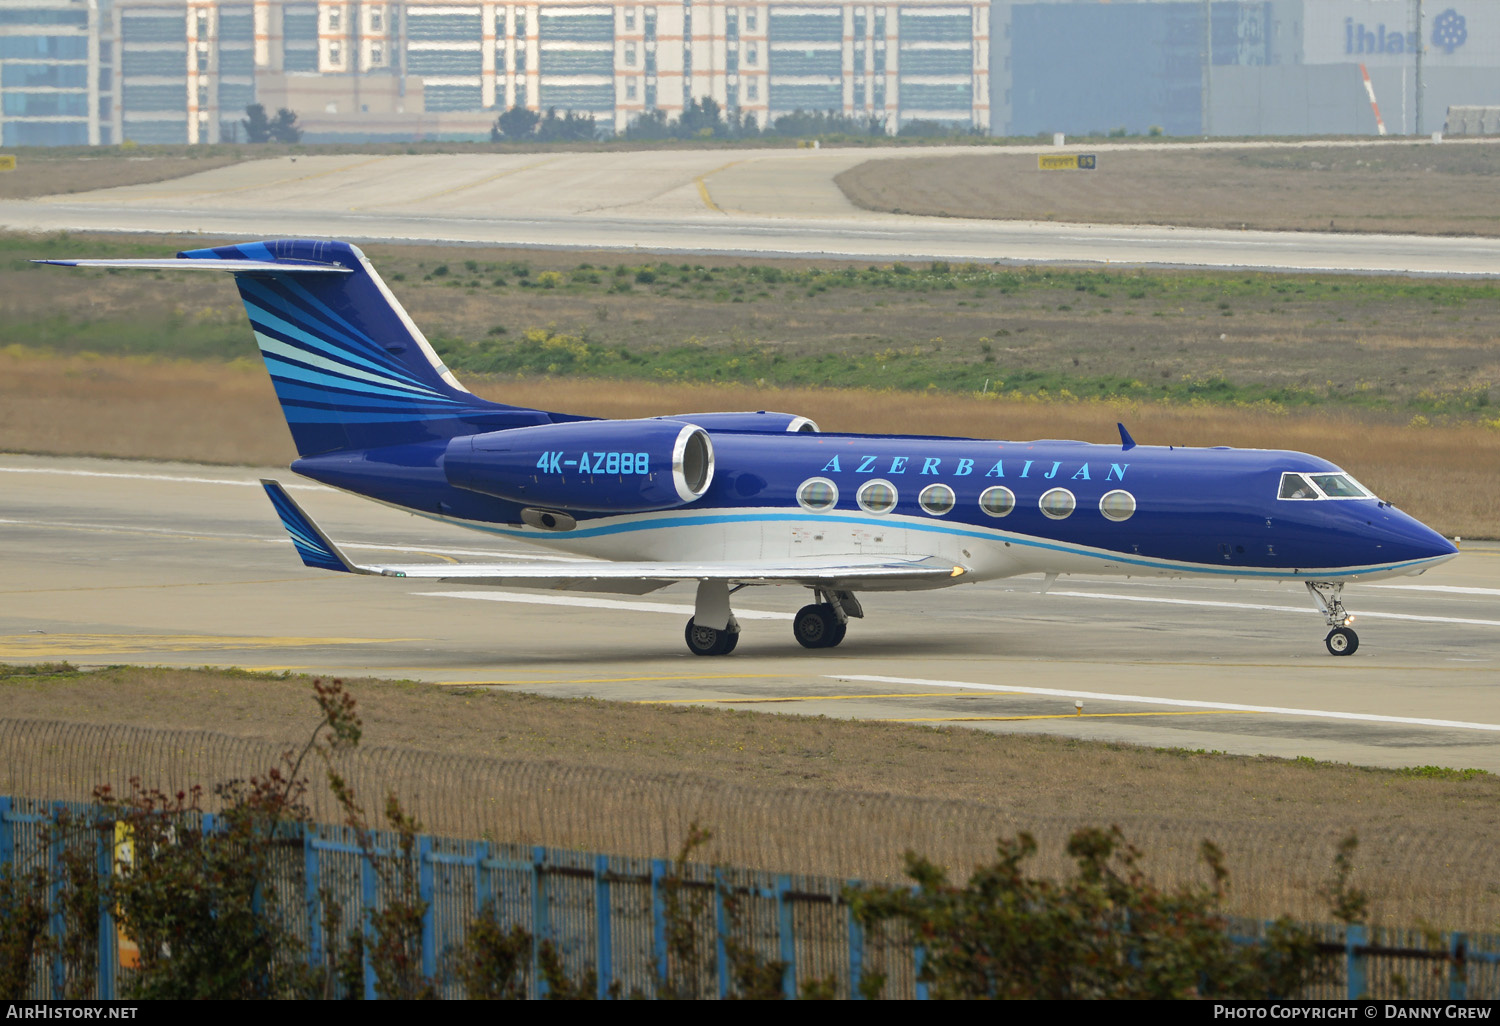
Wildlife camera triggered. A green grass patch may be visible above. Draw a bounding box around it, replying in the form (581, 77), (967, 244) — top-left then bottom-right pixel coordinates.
(0, 662), (81, 680)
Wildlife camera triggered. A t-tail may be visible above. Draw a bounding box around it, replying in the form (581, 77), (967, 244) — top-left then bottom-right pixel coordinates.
(38, 240), (561, 456)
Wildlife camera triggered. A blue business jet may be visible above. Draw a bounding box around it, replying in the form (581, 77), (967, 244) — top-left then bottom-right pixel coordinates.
(42, 240), (1458, 657)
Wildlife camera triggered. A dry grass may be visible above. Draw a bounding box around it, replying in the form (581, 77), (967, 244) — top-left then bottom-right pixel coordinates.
(3, 349), (1495, 536)
(0, 153), (245, 200)
(4, 665), (1497, 929)
(836, 142), (1500, 235)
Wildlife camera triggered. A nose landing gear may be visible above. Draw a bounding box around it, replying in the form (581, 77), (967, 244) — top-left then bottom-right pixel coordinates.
(1306, 581), (1359, 656)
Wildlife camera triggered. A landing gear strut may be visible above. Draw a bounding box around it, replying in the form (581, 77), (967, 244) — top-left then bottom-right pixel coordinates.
(1306, 581), (1359, 657)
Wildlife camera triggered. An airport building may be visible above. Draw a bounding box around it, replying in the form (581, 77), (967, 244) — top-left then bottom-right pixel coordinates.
(1, 0), (1497, 146)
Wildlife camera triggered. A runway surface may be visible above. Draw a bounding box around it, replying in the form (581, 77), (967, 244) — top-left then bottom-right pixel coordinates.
(4, 144), (1500, 275)
(4, 453), (1497, 772)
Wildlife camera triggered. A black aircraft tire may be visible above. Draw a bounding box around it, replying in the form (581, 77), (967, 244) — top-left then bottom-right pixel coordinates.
(1324, 627), (1359, 657)
(794, 604), (839, 649)
(685, 618), (736, 656)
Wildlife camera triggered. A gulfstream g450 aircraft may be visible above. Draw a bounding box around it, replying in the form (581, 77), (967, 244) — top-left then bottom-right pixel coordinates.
(43, 240), (1458, 657)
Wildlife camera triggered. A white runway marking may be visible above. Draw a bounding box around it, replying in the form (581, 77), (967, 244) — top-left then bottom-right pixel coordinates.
(833, 675), (1500, 734)
(1049, 590), (1500, 629)
(419, 589), (792, 619)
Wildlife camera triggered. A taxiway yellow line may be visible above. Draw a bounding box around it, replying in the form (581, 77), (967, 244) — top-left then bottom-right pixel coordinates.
(693, 159), (744, 213)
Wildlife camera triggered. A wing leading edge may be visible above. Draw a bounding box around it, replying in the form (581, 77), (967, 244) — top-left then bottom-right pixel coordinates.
(261, 480), (970, 593)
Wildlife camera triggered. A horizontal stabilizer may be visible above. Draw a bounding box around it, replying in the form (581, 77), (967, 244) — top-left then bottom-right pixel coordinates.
(34, 258), (351, 274)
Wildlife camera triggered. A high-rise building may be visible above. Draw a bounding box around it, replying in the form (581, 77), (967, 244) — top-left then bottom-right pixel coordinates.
(0, 0), (113, 146)
(99, 0), (993, 142)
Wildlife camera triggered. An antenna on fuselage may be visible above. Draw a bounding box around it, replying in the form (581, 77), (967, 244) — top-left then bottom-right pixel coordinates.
(1117, 423), (1137, 451)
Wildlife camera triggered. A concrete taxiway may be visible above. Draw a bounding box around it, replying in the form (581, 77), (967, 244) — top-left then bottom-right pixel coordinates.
(3, 454), (1497, 772)
(4, 145), (1500, 275)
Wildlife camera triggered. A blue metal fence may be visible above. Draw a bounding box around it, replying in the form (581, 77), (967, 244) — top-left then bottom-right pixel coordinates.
(3, 796), (1496, 1000)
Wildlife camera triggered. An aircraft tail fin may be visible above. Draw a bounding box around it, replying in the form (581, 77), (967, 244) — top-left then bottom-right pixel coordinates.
(40, 241), (550, 456)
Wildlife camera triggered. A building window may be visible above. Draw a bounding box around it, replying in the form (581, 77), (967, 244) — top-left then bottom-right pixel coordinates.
(746, 43), (757, 65)
(370, 45), (383, 67)
(625, 10), (636, 31)
(746, 79), (758, 100)
(746, 10), (757, 32)
(626, 42), (637, 66)
(329, 43), (342, 67)
(329, 10), (341, 32)
(626, 78), (637, 100)
(371, 10), (383, 32)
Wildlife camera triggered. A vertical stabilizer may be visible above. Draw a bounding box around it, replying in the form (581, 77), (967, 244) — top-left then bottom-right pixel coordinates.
(178, 240), (542, 455)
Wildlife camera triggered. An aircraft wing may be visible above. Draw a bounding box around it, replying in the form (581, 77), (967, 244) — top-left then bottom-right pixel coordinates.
(263, 480), (969, 593)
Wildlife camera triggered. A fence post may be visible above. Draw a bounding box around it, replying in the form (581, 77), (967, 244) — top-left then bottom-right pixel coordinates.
(532, 845), (549, 998)
(651, 857), (667, 994)
(1345, 924), (1368, 999)
(303, 828), (322, 975)
(776, 874), (795, 1000)
(595, 854), (613, 1000)
(473, 841), (490, 918)
(846, 883), (864, 1001)
(49, 802), (64, 999)
(713, 868), (728, 999)
(96, 811), (115, 1001)
(0, 797), (12, 868)
(419, 834), (436, 983)
(361, 850), (377, 1000)
(1448, 932), (1468, 1001)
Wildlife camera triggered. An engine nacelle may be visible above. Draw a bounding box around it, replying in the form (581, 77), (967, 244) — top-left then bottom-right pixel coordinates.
(657, 411), (818, 434)
(443, 419), (714, 513)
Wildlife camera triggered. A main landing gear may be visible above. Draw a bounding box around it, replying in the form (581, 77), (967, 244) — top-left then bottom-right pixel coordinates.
(683, 582), (861, 656)
(1306, 581), (1359, 657)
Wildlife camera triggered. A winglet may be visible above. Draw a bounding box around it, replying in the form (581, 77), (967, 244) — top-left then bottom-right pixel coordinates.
(261, 480), (358, 574)
(1117, 422), (1137, 451)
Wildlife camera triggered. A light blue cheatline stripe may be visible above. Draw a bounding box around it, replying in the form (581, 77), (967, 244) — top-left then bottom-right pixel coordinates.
(831, 675), (1500, 734)
(421, 508), (1443, 582)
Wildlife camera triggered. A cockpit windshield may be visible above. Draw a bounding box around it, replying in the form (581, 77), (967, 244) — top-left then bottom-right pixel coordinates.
(1280, 473), (1316, 499)
(1278, 471), (1376, 501)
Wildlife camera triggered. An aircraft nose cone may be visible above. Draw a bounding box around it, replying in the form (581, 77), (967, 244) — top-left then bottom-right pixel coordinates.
(1387, 510), (1458, 565)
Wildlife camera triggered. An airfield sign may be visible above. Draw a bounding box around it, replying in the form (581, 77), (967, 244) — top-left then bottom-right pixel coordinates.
(1038, 154), (1096, 171)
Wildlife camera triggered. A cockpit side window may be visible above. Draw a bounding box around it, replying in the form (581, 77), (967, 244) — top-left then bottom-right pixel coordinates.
(1310, 473), (1373, 499)
(1279, 472), (1316, 499)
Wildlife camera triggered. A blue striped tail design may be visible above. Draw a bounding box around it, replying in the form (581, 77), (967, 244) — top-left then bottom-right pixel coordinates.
(262, 480), (352, 573)
(180, 240), (544, 456)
